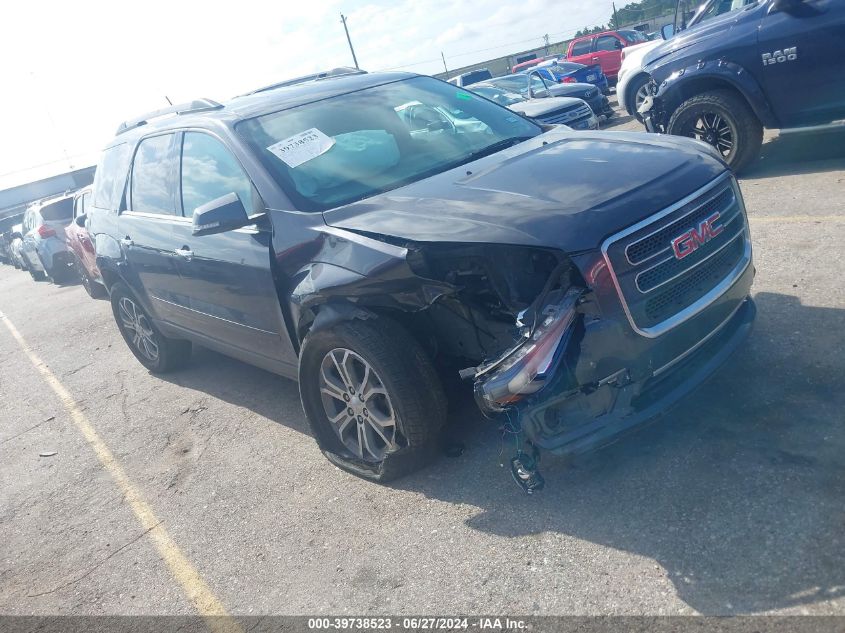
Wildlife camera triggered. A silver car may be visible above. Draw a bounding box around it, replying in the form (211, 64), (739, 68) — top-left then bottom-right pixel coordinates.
(19, 193), (77, 282)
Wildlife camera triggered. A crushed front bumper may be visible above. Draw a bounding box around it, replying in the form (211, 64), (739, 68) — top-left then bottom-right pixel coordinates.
(522, 294), (755, 455)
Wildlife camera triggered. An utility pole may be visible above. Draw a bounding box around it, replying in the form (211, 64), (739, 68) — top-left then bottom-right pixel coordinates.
(543, 34), (550, 55)
(340, 13), (359, 69)
(441, 51), (449, 76)
(613, 1), (620, 28)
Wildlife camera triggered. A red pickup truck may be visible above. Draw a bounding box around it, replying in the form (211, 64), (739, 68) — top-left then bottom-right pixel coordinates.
(565, 29), (649, 82)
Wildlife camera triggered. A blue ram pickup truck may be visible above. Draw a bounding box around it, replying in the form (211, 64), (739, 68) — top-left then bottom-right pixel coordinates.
(639, 0), (845, 172)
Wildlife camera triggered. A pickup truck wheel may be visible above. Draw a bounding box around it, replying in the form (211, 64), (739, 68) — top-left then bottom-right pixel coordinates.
(110, 282), (191, 373)
(29, 268), (46, 281)
(627, 74), (651, 122)
(299, 317), (446, 483)
(667, 90), (763, 173)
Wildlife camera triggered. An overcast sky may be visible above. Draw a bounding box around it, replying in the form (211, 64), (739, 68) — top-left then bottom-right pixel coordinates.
(0, 0), (613, 190)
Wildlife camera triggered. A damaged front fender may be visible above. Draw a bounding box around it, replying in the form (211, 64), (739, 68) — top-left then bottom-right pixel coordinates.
(289, 227), (457, 340)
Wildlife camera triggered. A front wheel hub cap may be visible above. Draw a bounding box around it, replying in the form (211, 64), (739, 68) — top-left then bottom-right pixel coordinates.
(318, 348), (398, 462)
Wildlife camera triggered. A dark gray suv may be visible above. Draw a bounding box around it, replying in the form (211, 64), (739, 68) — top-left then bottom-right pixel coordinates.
(89, 72), (755, 487)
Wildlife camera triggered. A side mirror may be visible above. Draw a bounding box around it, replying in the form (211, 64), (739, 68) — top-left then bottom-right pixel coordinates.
(11, 232), (22, 240)
(75, 213), (87, 228)
(192, 193), (251, 237)
(661, 23), (675, 39)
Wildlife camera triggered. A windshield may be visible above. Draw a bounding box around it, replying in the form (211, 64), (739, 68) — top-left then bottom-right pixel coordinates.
(547, 62), (584, 73)
(471, 86), (526, 106)
(619, 29), (649, 43)
(485, 75), (529, 94)
(236, 76), (540, 211)
(685, 0), (756, 29)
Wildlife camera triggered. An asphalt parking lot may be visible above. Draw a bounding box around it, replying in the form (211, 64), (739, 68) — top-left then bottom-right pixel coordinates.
(2, 96), (844, 618)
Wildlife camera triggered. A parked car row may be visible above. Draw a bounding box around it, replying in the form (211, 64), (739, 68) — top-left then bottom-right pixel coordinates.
(1, 186), (105, 293)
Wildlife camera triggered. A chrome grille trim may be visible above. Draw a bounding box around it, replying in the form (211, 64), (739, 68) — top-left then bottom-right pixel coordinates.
(634, 210), (745, 294)
(600, 173), (752, 339)
(538, 104), (593, 125)
(625, 180), (735, 266)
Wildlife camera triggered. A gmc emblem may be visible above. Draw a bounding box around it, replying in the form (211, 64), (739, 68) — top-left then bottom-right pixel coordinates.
(671, 212), (724, 260)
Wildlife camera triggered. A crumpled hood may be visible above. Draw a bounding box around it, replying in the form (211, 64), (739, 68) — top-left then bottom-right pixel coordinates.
(323, 129), (726, 254)
(643, 6), (756, 70)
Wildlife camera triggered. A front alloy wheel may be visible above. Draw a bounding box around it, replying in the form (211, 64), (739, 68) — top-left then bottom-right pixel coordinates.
(319, 348), (397, 462)
(299, 317), (446, 482)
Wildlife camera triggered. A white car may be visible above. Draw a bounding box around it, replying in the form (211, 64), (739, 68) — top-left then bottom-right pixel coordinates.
(617, 40), (663, 120)
(618, 0), (756, 121)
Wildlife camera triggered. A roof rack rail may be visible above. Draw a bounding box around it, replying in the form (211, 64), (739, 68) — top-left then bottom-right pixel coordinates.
(237, 67), (367, 97)
(115, 99), (224, 136)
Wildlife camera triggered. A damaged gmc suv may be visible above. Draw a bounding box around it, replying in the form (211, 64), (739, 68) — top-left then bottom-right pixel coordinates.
(89, 72), (755, 486)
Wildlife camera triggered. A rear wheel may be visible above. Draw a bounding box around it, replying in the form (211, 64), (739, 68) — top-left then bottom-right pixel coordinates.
(667, 89), (763, 173)
(110, 282), (191, 372)
(299, 317), (446, 483)
(29, 267), (46, 281)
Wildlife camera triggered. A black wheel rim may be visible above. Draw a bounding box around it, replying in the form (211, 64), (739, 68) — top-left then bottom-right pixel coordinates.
(685, 112), (734, 158)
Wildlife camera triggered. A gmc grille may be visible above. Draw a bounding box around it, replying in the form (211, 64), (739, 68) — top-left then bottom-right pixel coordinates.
(601, 174), (751, 337)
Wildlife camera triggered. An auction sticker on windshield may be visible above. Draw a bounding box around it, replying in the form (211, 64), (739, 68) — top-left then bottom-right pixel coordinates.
(267, 128), (336, 168)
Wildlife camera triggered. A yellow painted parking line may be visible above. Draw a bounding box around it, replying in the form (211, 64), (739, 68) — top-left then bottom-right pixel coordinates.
(0, 309), (242, 633)
(749, 215), (845, 223)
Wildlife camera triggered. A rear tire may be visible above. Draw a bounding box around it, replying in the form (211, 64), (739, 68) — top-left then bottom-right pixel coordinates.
(299, 316), (446, 483)
(109, 282), (191, 373)
(667, 89), (763, 173)
(29, 267), (46, 281)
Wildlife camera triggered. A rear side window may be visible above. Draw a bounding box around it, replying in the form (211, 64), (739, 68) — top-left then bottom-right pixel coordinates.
(92, 143), (132, 209)
(181, 132), (254, 216)
(570, 38), (592, 56)
(41, 198), (73, 221)
(130, 134), (180, 215)
(595, 35), (622, 51)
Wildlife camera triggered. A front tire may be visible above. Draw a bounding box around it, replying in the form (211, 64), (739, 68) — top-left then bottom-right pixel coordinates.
(299, 317), (446, 483)
(667, 89), (763, 173)
(29, 267), (46, 281)
(626, 74), (651, 123)
(109, 282), (191, 373)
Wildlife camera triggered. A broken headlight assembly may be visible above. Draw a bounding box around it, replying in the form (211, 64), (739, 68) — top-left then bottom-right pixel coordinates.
(471, 287), (582, 412)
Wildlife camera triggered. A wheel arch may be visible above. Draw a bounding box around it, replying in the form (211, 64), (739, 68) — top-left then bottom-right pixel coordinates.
(656, 62), (777, 128)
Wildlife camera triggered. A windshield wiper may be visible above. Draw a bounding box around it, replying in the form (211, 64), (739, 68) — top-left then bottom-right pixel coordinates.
(464, 136), (534, 163)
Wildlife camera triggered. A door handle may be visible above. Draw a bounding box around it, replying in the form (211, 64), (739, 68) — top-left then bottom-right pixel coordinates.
(592, 57), (600, 61)
(175, 247), (193, 261)
(121, 237), (133, 247)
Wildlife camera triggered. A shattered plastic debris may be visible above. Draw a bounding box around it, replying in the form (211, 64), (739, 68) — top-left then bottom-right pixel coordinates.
(38, 451), (58, 457)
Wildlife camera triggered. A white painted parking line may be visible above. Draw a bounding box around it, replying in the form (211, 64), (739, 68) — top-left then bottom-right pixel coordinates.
(0, 308), (243, 633)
